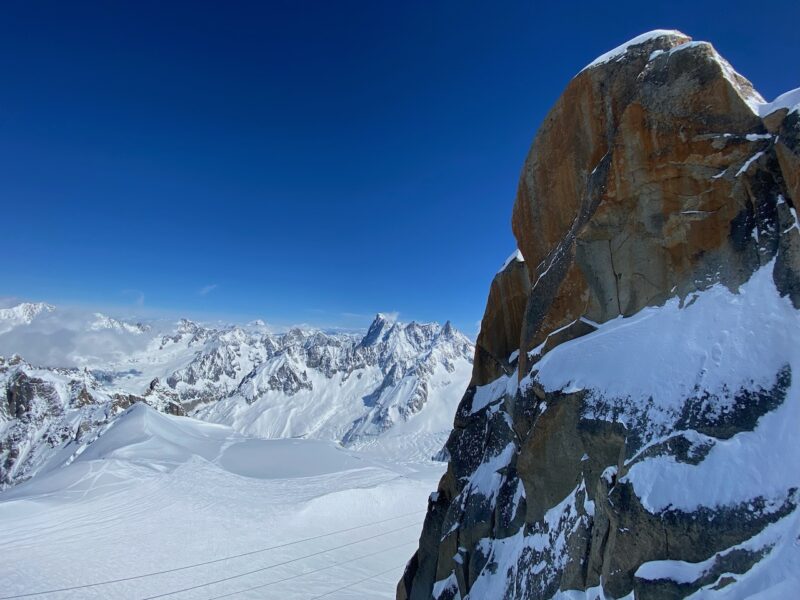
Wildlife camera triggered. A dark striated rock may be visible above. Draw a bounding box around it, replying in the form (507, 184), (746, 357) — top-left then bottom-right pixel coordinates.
(7, 371), (60, 419)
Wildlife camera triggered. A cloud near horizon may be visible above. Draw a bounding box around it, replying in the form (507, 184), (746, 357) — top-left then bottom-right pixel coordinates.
(199, 284), (218, 296)
(121, 289), (145, 307)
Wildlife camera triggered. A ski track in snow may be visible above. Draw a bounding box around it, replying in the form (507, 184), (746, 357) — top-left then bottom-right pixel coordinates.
(0, 405), (441, 599)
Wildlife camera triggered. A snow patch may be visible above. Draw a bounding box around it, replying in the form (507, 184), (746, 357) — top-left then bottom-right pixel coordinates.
(531, 262), (797, 426)
(470, 373), (518, 415)
(498, 249), (524, 274)
(736, 151), (765, 176)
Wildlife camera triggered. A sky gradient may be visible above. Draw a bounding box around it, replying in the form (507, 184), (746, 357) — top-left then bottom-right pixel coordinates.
(2, 0), (799, 334)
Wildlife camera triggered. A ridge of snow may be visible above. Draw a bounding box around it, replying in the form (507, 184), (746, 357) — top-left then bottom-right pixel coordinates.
(580, 29), (684, 72)
(89, 313), (149, 334)
(0, 400), (437, 599)
(752, 86), (800, 118)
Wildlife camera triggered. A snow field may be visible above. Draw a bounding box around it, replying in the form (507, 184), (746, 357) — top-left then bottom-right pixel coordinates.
(0, 405), (440, 599)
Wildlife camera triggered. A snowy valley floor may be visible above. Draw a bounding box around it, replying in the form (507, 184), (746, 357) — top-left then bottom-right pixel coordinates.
(0, 404), (441, 599)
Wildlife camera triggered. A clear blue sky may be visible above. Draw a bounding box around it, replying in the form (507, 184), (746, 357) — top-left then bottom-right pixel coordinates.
(2, 1), (798, 333)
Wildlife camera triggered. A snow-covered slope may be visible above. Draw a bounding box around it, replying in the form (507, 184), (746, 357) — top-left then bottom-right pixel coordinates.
(0, 403), (439, 599)
(0, 354), (183, 488)
(0, 305), (471, 597)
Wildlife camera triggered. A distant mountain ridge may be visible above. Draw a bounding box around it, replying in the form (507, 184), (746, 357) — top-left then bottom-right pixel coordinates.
(0, 302), (55, 334)
(0, 303), (474, 488)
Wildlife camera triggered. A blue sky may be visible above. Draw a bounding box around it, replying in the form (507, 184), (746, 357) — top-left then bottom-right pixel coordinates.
(2, 1), (798, 334)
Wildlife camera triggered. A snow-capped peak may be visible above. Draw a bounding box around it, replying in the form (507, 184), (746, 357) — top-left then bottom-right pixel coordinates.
(0, 302), (55, 324)
(0, 302), (55, 333)
(359, 313), (397, 347)
(498, 249), (524, 274)
(89, 313), (149, 334)
(581, 29), (686, 72)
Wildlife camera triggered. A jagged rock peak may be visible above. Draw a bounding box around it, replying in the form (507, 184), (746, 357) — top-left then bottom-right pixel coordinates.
(1, 310), (475, 486)
(440, 320), (455, 337)
(399, 31), (800, 600)
(359, 312), (398, 346)
(511, 27), (796, 373)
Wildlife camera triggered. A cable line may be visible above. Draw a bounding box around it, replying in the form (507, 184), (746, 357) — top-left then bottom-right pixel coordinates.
(307, 562), (407, 599)
(140, 521), (422, 600)
(0, 511), (425, 600)
(201, 538), (418, 600)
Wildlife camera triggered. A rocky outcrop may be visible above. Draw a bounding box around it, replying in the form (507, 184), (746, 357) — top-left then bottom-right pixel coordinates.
(0, 359), (185, 488)
(472, 254), (530, 386)
(511, 31), (795, 373)
(400, 31), (800, 599)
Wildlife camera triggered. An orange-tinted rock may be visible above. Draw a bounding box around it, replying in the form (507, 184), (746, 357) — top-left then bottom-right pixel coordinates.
(471, 256), (530, 386)
(399, 30), (800, 600)
(512, 35), (795, 373)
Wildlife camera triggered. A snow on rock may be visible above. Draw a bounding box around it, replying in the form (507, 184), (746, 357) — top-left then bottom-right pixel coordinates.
(0, 302), (55, 333)
(470, 372), (518, 415)
(753, 86), (800, 118)
(529, 261), (797, 454)
(580, 29), (685, 72)
(89, 313), (150, 334)
(633, 507), (800, 599)
(498, 249), (524, 274)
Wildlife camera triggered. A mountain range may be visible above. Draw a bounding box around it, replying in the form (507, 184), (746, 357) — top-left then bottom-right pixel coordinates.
(0, 303), (473, 487)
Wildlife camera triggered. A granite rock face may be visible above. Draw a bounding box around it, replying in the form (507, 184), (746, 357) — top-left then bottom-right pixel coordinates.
(399, 31), (800, 600)
(472, 254), (530, 387)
